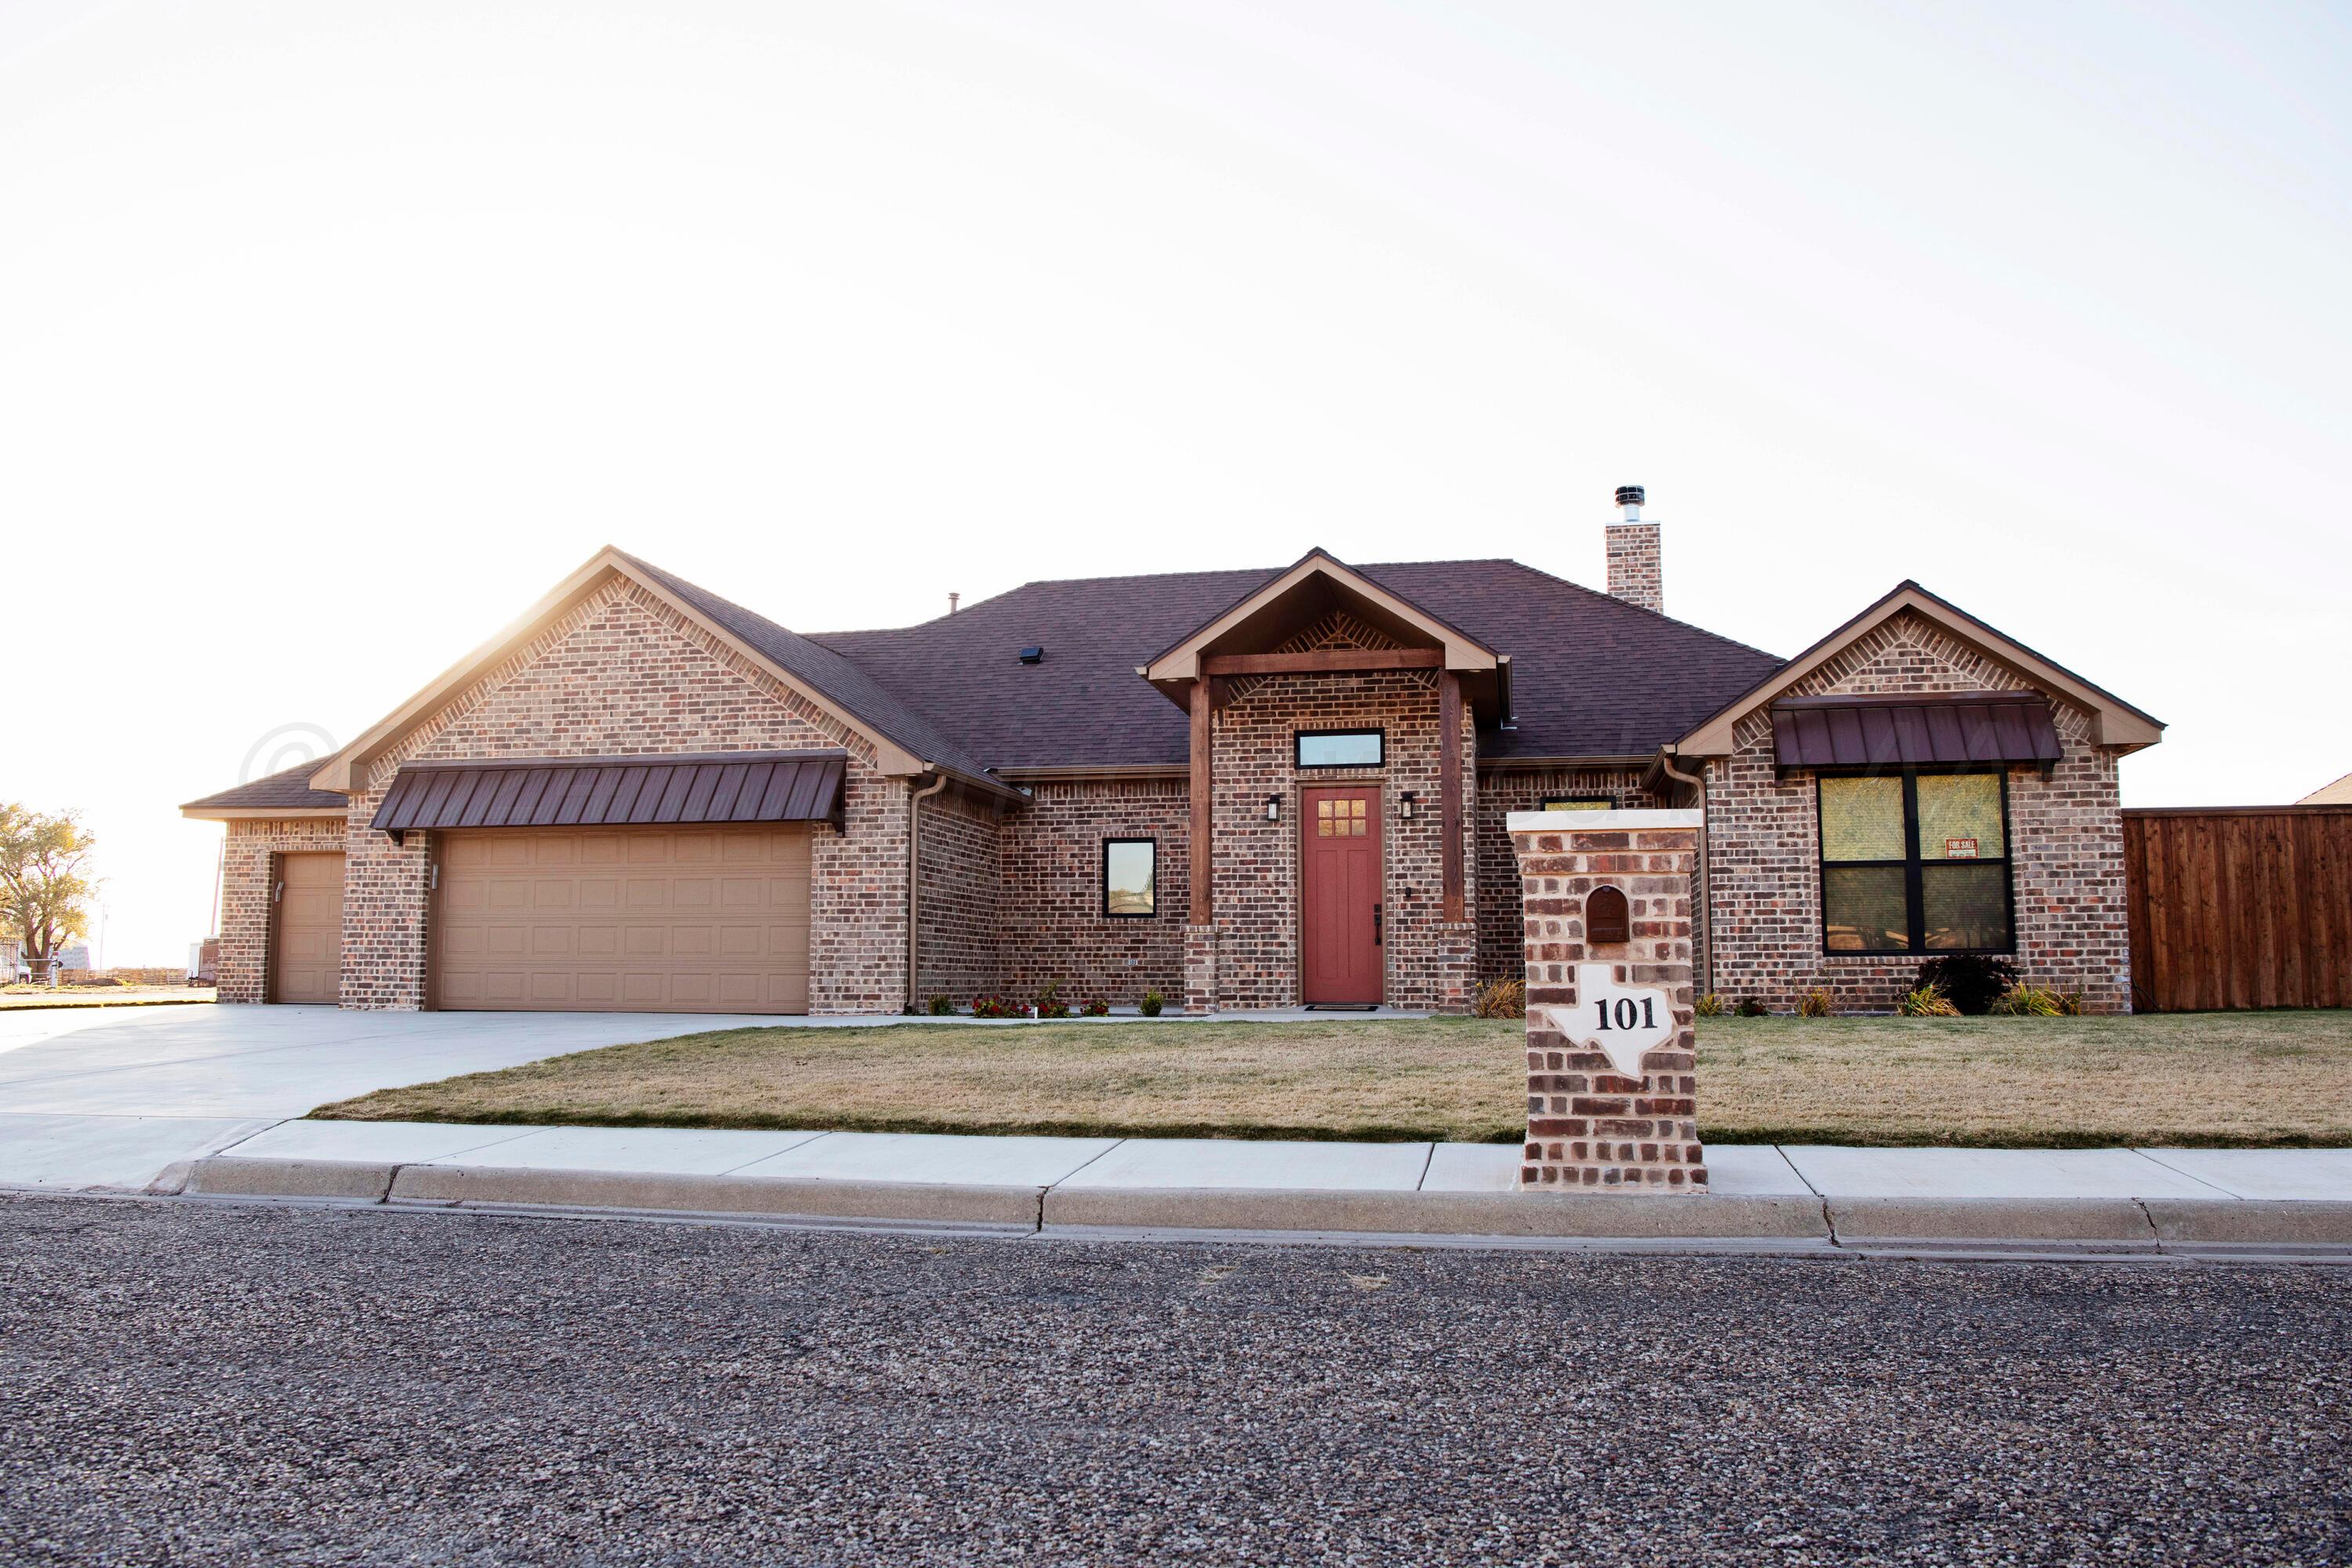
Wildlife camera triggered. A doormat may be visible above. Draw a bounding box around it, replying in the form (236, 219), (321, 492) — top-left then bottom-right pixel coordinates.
(1302, 1004), (1379, 1012)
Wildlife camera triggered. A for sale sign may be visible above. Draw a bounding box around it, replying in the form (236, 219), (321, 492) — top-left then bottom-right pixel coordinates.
(1944, 837), (1980, 858)
(1540, 963), (1677, 1079)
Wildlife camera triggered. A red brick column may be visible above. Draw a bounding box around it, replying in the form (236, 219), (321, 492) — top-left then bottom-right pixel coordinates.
(1508, 810), (1705, 1191)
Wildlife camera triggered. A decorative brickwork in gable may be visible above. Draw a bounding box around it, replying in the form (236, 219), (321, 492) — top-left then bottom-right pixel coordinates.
(332, 577), (913, 1014)
(1474, 766), (1665, 986)
(216, 818), (348, 1004)
(1700, 609), (2132, 1013)
(1208, 664), (1475, 1012)
(1512, 812), (1704, 1189)
(1000, 778), (1189, 1008)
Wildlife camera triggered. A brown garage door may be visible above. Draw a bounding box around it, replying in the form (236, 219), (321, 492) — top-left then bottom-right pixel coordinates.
(272, 851), (346, 1004)
(433, 826), (811, 1013)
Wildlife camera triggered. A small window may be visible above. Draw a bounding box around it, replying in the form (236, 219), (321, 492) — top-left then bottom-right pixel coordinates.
(1102, 839), (1156, 918)
(1820, 771), (2013, 955)
(1542, 796), (1614, 811)
(1296, 730), (1383, 768)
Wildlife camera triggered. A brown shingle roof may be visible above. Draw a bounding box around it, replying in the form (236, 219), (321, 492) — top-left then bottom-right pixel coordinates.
(813, 559), (1784, 768)
(181, 764), (347, 813)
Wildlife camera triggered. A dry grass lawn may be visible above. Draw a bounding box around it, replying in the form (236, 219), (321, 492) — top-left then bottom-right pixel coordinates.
(314, 1009), (2352, 1147)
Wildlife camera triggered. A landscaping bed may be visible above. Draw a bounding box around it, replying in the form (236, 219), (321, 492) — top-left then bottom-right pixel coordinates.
(311, 1010), (2352, 1148)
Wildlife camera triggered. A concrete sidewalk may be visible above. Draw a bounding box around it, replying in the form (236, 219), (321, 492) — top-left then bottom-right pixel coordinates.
(9, 1113), (2339, 1253)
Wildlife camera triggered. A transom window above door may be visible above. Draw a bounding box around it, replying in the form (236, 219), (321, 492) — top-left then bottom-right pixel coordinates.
(1315, 797), (1369, 837)
(1297, 730), (1383, 768)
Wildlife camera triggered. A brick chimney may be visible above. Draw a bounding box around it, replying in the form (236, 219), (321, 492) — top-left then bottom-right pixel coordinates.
(1606, 485), (1662, 614)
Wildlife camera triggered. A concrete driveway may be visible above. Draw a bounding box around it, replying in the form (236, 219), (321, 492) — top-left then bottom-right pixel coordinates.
(0, 1004), (797, 1192)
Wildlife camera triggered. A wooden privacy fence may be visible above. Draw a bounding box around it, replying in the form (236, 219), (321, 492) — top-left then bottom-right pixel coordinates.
(2123, 806), (2352, 1012)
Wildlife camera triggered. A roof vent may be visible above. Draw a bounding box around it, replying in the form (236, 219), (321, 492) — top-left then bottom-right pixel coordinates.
(1018, 646), (1044, 664)
(1614, 484), (1644, 519)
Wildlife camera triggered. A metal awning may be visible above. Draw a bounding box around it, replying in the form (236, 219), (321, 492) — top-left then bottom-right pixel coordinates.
(370, 751), (847, 838)
(1770, 694), (2061, 771)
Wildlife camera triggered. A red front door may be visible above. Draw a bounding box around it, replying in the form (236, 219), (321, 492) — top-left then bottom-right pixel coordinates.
(1301, 786), (1382, 1004)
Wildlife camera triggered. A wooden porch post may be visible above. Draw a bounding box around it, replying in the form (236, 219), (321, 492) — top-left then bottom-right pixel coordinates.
(1439, 669), (1464, 922)
(1189, 677), (1213, 924)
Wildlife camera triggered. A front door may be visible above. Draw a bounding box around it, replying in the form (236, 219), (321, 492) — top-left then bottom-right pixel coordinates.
(1301, 786), (1382, 1004)
(270, 851), (345, 1004)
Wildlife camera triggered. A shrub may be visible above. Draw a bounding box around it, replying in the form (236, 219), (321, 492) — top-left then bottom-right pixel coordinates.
(927, 993), (955, 1016)
(1693, 993), (1725, 1018)
(1990, 984), (2058, 1016)
(1472, 978), (1526, 1019)
(1080, 998), (1109, 1017)
(1736, 996), (1769, 1018)
(1796, 988), (1833, 1018)
(1035, 981), (1070, 1020)
(969, 994), (1017, 1019)
(1139, 989), (1165, 1018)
(1913, 955), (2017, 1016)
(1897, 985), (1962, 1017)
(2054, 988), (2085, 1016)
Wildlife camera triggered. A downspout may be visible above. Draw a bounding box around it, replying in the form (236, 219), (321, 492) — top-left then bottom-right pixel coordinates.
(906, 771), (948, 1012)
(1657, 748), (1711, 1002)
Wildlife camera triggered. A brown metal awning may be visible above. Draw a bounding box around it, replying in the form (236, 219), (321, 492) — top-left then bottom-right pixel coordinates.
(370, 751), (847, 838)
(1770, 694), (2061, 771)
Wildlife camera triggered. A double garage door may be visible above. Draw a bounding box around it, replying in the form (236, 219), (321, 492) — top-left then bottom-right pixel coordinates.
(434, 826), (811, 1014)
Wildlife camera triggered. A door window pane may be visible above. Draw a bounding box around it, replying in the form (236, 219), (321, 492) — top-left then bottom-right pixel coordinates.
(1820, 776), (1905, 861)
(1918, 773), (2005, 861)
(1296, 731), (1382, 768)
(1922, 862), (2009, 949)
(1824, 866), (1911, 952)
(1103, 840), (1156, 917)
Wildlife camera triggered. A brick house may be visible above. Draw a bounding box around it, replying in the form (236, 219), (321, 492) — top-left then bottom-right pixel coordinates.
(183, 492), (2161, 1015)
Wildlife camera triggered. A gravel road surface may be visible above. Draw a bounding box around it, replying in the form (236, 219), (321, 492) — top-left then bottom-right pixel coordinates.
(4, 1194), (2347, 1566)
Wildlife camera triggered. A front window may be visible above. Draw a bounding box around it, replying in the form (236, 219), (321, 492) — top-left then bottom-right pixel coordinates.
(1819, 771), (2012, 954)
(1102, 839), (1156, 918)
(1541, 796), (1613, 811)
(1296, 730), (1383, 768)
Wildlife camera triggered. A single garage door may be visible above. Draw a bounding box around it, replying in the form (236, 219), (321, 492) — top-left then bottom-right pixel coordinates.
(273, 851), (346, 1004)
(434, 826), (811, 1013)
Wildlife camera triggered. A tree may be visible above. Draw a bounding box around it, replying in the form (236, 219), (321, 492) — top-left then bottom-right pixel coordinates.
(0, 804), (96, 969)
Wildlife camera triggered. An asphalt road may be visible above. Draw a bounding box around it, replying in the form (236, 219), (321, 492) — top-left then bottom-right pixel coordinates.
(5, 1196), (2347, 1566)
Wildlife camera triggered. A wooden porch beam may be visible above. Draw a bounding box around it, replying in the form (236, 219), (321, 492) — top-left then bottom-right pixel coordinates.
(1189, 678), (1213, 924)
(1439, 670), (1464, 922)
(1199, 648), (1443, 677)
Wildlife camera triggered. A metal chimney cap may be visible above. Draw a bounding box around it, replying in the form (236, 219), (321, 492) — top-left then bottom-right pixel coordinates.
(1614, 485), (1646, 507)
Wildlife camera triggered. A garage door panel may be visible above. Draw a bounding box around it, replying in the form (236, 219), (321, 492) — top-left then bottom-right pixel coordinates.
(435, 826), (811, 1014)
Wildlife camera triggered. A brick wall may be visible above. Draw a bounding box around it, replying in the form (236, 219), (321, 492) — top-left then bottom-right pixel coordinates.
(339, 576), (914, 1014)
(1474, 765), (1663, 985)
(216, 817), (347, 1003)
(913, 785), (1004, 1007)
(1000, 777), (1189, 1008)
(1604, 522), (1664, 614)
(1207, 655), (1475, 1013)
(1513, 812), (1705, 1189)
(1700, 608), (2132, 1013)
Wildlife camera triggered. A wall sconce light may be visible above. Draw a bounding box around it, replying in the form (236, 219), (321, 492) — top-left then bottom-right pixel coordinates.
(1399, 791), (1417, 819)
(1265, 794), (1281, 822)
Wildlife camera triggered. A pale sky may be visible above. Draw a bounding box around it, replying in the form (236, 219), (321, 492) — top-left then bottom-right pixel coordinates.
(3, 1), (2345, 966)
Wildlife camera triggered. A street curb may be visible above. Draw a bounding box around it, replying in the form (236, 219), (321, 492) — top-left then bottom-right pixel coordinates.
(1826, 1196), (2154, 1242)
(173, 1155), (2352, 1251)
(2144, 1199), (2352, 1245)
(1043, 1185), (1832, 1238)
(187, 1156), (397, 1203)
(387, 1163), (1045, 1228)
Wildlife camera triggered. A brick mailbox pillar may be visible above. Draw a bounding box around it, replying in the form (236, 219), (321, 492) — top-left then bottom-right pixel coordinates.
(1507, 809), (1706, 1192)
